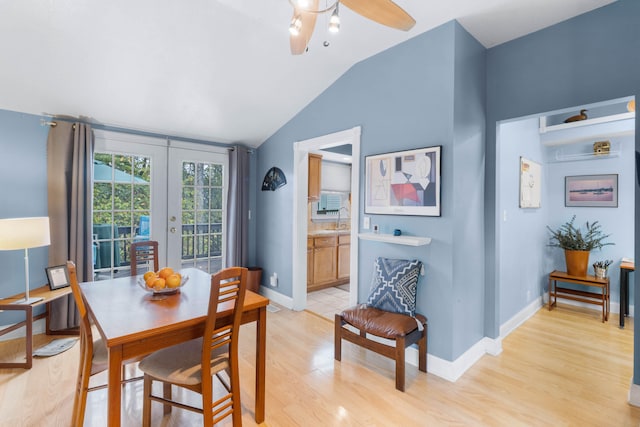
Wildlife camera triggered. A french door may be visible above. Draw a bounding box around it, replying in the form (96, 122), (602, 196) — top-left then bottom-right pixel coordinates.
(93, 131), (227, 278)
(167, 145), (228, 273)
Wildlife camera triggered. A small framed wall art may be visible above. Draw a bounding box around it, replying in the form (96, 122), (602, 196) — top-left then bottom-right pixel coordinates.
(519, 157), (541, 208)
(46, 264), (71, 290)
(565, 174), (618, 207)
(365, 145), (441, 216)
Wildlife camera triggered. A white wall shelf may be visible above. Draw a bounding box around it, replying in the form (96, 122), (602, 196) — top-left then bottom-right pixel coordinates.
(539, 112), (635, 147)
(539, 112), (634, 134)
(549, 150), (621, 163)
(358, 233), (431, 246)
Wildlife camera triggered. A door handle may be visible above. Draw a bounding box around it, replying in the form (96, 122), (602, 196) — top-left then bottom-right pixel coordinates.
(170, 227), (176, 233)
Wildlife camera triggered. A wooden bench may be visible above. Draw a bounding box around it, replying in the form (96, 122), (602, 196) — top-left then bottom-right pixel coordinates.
(334, 305), (427, 391)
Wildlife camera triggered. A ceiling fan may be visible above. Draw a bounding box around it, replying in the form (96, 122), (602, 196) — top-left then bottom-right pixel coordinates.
(288, 0), (416, 55)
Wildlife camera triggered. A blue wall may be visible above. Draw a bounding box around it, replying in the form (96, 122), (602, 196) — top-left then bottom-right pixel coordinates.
(485, 0), (640, 382)
(498, 117), (547, 324)
(257, 21), (486, 361)
(0, 111), (50, 322)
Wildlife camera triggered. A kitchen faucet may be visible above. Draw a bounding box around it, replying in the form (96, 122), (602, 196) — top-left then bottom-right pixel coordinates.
(336, 206), (349, 230)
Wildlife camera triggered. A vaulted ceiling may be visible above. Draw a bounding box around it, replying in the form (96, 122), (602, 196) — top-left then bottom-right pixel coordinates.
(0, 0), (615, 147)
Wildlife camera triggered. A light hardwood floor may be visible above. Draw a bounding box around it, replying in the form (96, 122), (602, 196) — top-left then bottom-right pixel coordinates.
(1, 302), (639, 426)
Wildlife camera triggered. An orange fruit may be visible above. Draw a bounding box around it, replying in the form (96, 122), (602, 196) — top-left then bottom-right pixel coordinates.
(151, 278), (166, 290)
(143, 271), (157, 282)
(166, 273), (181, 288)
(158, 267), (174, 280)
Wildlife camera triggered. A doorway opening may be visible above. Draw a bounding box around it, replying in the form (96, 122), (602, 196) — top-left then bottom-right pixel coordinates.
(495, 96), (635, 336)
(291, 127), (361, 313)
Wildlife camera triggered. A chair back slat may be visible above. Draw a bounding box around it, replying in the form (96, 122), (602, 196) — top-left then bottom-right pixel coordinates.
(201, 267), (247, 377)
(130, 240), (159, 275)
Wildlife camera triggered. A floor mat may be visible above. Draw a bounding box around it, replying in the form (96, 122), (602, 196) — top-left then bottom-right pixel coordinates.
(33, 338), (78, 357)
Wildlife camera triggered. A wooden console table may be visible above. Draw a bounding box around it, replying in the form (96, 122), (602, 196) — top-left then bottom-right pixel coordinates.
(548, 270), (610, 322)
(0, 284), (76, 369)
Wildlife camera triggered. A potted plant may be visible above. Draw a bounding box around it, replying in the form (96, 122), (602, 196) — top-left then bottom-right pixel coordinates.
(547, 215), (614, 277)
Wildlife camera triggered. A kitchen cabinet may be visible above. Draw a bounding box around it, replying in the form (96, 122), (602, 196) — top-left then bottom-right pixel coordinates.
(308, 233), (350, 291)
(307, 238), (313, 287)
(308, 153), (322, 201)
(337, 234), (350, 279)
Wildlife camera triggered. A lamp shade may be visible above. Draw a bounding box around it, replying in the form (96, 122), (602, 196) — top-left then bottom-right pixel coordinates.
(0, 217), (51, 250)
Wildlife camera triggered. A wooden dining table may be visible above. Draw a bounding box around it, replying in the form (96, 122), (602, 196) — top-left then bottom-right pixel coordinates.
(80, 267), (269, 426)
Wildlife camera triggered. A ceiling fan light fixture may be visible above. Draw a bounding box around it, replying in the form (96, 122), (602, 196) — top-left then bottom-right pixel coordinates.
(328, 4), (340, 33)
(295, 0), (311, 9)
(289, 14), (303, 36)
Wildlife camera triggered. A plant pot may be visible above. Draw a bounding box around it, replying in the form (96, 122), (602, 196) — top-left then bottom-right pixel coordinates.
(564, 250), (590, 277)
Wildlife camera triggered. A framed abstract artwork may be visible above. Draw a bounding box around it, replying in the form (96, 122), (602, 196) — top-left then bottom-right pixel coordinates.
(565, 174), (618, 207)
(365, 146), (441, 216)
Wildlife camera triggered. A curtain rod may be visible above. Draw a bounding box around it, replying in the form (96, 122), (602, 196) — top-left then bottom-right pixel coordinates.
(228, 146), (255, 154)
(40, 119), (57, 127)
(40, 119), (77, 130)
(40, 117), (248, 149)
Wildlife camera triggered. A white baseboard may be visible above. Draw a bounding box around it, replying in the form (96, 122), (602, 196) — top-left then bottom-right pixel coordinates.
(501, 297), (543, 338)
(629, 379), (640, 406)
(0, 318), (46, 342)
(259, 286), (294, 309)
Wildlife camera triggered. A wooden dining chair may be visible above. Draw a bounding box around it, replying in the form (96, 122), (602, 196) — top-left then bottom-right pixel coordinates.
(130, 240), (159, 275)
(67, 261), (141, 426)
(138, 266), (248, 427)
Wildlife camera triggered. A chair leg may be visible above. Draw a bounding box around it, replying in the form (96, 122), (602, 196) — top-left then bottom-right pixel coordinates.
(142, 375), (152, 427)
(419, 324), (427, 373)
(74, 342), (92, 426)
(231, 369), (242, 427)
(395, 336), (406, 392)
(334, 314), (342, 361)
(162, 383), (172, 415)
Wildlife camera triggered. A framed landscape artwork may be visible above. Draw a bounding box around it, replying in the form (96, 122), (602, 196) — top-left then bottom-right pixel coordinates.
(565, 174), (618, 207)
(365, 146), (441, 216)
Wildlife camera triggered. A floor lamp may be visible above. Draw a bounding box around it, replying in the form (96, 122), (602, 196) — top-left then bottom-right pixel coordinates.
(0, 217), (51, 304)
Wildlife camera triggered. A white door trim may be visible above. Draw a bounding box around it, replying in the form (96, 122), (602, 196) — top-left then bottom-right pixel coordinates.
(292, 126), (361, 311)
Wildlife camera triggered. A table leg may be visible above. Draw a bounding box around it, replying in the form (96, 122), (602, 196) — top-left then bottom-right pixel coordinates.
(107, 346), (124, 427)
(0, 304), (33, 369)
(255, 305), (266, 423)
(620, 270), (628, 328)
(548, 278), (555, 311)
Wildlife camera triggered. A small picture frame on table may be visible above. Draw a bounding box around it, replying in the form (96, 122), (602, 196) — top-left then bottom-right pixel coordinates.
(46, 265), (70, 290)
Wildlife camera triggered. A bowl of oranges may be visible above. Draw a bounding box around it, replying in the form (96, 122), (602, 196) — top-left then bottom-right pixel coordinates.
(137, 267), (188, 298)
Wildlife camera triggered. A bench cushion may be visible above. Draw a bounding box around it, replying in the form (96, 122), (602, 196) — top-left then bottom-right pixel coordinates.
(340, 306), (427, 340)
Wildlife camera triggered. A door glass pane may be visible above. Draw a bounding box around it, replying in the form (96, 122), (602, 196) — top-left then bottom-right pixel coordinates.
(180, 160), (224, 273)
(93, 152), (151, 280)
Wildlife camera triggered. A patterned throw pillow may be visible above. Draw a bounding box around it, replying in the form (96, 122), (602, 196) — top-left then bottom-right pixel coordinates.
(366, 257), (423, 316)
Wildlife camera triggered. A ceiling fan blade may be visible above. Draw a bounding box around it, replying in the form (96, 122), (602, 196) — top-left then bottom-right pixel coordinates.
(341, 0), (416, 31)
(290, 0), (319, 55)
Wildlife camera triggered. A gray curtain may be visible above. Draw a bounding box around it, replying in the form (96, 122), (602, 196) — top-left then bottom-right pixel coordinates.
(47, 122), (94, 330)
(225, 145), (250, 267)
